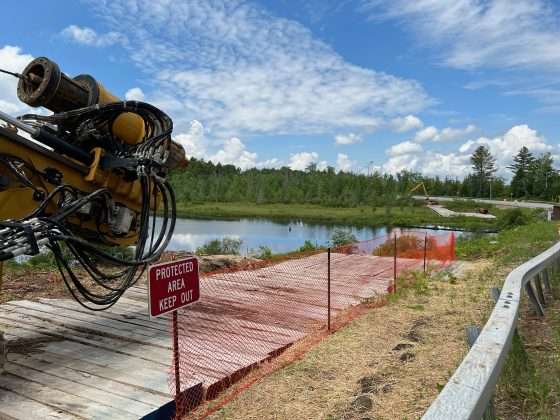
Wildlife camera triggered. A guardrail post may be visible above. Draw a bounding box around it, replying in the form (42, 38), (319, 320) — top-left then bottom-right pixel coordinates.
(535, 274), (546, 307)
(490, 287), (501, 303)
(465, 326), (496, 420)
(543, 268), (553, 298)
(525, 281), (545, 317)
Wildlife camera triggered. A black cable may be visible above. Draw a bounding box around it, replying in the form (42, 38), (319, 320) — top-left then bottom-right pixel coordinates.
(1, 101), (179, 309)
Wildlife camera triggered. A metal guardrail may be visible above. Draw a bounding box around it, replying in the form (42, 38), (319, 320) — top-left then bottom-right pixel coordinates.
(422, 241), (560, 420)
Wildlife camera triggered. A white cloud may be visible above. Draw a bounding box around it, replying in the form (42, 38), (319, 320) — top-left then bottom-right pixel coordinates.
(174, 120), (207, 160)
(61, 25), (127, 47)
(125, 87), (145, 101)
(335, 133), (362, 145)
(85, 0), (432, 137)
(383, 151), (470, 178)
(365, 0), (560, 72)
(413, 124), (475, 143)
(389, 114), (423, 132)
(414, 126), (438, 143)
(383, 154), (420, 174)
(288, 152), (326, 171)
(0, 45), (33, 115)
(387, 141), (423, 157)
(336, 153), (356, 172)
(364, 1), (560, 107)
(420, 153), (471, 178)
(210, 137), (258, 170)
(458, 124), (551, 176)
(435, 124), (476, 142)
(382, 124), (553, 179)
(174, 120), (281, 170)
(256, 158), (283, 169)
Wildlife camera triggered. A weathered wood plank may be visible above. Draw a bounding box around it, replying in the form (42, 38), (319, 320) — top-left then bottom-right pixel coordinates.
(4, 363), (156, 417)
(0, 373), (138, 419)
(0, 387), (80, 420)
(8, 356), (169, 406)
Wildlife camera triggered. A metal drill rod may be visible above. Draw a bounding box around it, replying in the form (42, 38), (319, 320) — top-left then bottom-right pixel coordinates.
(0, 109), (38, 136)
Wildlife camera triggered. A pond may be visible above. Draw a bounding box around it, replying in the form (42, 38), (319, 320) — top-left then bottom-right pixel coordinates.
(165, 217), (466, 254)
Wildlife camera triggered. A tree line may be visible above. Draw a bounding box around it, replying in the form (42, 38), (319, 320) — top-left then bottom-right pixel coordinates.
(169, 145), (560, 207)
(470, 145), (559, 200)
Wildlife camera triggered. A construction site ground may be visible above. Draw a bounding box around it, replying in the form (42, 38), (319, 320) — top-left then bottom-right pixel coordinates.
(0, 253), (430, 419)
(200, 260), (493, 420)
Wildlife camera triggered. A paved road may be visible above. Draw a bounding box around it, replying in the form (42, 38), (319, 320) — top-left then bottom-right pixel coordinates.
(413, 195), (555, 210)
(427, 204), (496, 219)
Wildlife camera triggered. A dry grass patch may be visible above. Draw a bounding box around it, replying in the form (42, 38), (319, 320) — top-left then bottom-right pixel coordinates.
(197, 260), (500, 420)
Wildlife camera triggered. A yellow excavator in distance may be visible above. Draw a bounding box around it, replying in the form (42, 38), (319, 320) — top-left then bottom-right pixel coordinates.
(409, 182), (439, 205)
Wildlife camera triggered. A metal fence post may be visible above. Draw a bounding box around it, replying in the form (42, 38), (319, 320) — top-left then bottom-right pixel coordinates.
(327, 247), (331, 331)
(393, 234), (397, 293)
(423, 233), (427, 274)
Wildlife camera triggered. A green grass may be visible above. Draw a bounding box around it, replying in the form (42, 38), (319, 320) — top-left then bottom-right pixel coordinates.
(443, 199), (493, 213)
(456, 220), (558, 264)
(176, 202), (500, 231)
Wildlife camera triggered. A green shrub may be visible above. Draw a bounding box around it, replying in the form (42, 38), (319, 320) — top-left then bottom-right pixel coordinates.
(196, 238), (242, 255)
(297, 240), (317, 253)
(255, 245), (272, 259)
(499, 208), (530, 229)
(330, 229), (357, 247)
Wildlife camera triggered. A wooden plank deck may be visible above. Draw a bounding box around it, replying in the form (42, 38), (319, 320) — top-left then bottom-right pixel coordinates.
(0, 253), (426, 419)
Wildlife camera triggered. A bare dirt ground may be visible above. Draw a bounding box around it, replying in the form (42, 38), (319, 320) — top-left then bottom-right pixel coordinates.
(0, 252), (254, 304)
(0, 266), (67, 304)
(188, 260), (499, 420)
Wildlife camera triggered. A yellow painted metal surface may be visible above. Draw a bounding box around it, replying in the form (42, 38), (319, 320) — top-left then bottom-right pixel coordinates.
(0, 133), (141, 245)
(97, 84), (145, 145)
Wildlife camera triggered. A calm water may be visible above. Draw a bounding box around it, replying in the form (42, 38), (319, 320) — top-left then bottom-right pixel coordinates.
(164, 217), (463, 254)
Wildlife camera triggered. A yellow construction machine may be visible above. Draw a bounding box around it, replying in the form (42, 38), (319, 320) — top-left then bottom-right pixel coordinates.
(409, 182), (438, 205)
(0, 56), (188, 371)
(0, 56), (186, 307)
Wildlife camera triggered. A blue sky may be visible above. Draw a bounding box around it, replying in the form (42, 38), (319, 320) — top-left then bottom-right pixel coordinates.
(1, 0), (559, 178)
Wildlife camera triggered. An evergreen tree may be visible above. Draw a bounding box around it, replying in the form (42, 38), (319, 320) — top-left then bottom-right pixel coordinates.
(470, 146), (497, 197)
(508, 146), (535, 198)
(530, 153), (556, 199)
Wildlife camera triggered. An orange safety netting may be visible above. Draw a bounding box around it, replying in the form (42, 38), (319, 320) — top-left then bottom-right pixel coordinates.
(169, 231), (456, 418)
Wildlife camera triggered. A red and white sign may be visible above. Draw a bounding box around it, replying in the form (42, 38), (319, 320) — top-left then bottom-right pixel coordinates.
(148, 257), (200, 318)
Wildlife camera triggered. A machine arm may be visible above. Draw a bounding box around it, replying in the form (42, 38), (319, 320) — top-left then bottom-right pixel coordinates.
(0, 57), (186, 310)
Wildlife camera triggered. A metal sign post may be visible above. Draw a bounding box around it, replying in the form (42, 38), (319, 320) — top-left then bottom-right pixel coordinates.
(148, 256), (200, 410)
(173, 309), (181, 403)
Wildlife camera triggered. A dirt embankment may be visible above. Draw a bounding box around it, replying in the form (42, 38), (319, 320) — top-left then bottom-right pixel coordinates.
(0, 252), (256, 304)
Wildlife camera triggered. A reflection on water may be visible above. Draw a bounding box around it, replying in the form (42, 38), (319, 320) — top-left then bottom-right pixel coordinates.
(160, 217), (464, 255)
